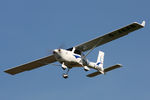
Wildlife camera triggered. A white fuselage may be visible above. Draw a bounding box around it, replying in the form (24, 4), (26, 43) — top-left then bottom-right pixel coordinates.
(53, 49), (83, 67)
(53, 49), (101, 70)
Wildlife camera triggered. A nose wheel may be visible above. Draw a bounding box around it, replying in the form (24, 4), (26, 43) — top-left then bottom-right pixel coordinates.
(62, 68), (70, 79)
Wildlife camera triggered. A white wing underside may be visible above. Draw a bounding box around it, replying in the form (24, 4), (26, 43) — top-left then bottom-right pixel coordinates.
(4, 21), (145, 75)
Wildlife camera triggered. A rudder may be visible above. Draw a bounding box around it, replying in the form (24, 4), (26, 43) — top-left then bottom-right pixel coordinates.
(96, 51), (104, 73)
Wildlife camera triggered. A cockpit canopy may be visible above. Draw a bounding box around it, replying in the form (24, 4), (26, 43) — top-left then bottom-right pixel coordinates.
(67, 47), (82, 55)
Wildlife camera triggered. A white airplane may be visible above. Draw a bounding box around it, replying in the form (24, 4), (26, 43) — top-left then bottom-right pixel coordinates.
(4, 21), (145, 79)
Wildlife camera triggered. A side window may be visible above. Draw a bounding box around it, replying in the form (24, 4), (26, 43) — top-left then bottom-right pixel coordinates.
(74, 49), (81, 55)
(67, 47), (81, 55)
(67, 47), (73, 51)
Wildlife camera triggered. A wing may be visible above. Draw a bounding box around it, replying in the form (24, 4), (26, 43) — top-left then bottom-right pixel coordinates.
(75, 21), (145, 52)
(87, 64), (122, 78)
(4, 55), (56, 75)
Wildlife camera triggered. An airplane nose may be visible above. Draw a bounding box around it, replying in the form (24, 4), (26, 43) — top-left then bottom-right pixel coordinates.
(53, 51), (56, 54)
(53, 50), (57, 54)
(53, 49), (61, 54)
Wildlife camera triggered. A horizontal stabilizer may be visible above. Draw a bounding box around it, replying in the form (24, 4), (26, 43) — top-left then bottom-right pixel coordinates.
(87, 64), (122, 78)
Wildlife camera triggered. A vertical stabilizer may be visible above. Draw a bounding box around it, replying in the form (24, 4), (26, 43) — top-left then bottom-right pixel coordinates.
(96, 51), (104, 74)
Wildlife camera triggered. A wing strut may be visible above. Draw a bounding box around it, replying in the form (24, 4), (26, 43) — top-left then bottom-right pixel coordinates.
(82, 39), (103, 59)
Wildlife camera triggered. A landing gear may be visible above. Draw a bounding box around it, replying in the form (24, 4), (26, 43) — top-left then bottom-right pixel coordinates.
(62, 68), (70, 79)
(62, 62), (67, 70)
(63, 74), (68, 79)
(84, 66), (90, 71)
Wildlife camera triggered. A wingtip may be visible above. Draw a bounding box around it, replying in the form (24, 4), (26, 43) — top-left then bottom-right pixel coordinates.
(4, 69), (16, 75)
(141, 21), (146, 27)
(116, 64), (123, 67)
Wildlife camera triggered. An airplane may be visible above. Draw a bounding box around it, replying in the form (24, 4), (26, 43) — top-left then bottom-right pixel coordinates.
(4, 21), (145, 79)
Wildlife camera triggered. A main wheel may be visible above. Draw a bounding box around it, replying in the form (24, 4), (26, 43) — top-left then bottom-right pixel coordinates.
(84, 68), (89, 71)
(63, 74), (68, 79)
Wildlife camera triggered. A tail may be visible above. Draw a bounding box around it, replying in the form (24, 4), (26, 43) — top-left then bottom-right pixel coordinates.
(96, 51), (104, 74)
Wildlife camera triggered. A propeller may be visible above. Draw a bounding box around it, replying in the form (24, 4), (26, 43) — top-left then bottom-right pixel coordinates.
(47, 43), (66, 55)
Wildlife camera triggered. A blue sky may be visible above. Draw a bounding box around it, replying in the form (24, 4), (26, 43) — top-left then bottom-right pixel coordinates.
(0, 0), (150, 100)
